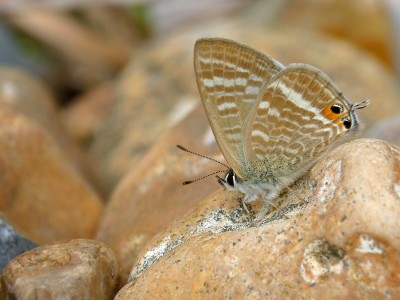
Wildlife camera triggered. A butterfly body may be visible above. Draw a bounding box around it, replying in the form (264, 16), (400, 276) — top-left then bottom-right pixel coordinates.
(219, 169), (283, 204)
(194, 38), (370, 208)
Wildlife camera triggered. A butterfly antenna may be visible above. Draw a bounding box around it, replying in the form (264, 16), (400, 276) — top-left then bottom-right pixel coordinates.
(176, 145), (229, 168)
(182, 170), (226, 185)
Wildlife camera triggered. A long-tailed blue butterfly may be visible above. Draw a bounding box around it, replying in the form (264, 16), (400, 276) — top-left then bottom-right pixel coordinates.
(181, 38), (370, 212)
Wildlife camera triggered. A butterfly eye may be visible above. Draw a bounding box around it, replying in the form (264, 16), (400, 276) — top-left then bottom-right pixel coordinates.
(342, 118), (352, 129)
(331, 104), (343, 114)
(225, 170), (236, 187)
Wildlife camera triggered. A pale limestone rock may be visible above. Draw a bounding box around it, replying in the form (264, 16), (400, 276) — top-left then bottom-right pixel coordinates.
(116, 139), (400, 299)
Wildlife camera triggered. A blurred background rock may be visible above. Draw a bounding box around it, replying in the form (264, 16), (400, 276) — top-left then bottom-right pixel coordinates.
(0, 0), (400, 297)
(1, 0), (399, 97)
(3, 0), (397, 194)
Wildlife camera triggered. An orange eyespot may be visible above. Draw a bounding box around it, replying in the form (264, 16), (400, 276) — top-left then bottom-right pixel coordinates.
(323, 103), (352, 130)
(331, 104), (343, 114)
(323, 103), (343, 121)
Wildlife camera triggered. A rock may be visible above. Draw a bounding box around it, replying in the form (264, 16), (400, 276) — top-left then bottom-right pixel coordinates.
(274, 0), (396, 70)
(0, 106), (103, 244)
(7, 8), (130, 89)
(115, 139), (400, 298)
(366, 116), (400, 146)
(0, 215), (37, 273)
(96, 105), (223, 282)
(62, 81), (116, 149)
(0, 65), (99, 191)
(88, 35), (199, 195)
(1, 239), (120, 300)
(89, 21), (400, 196)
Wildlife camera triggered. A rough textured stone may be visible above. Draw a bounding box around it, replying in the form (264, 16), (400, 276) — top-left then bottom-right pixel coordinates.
(115, 139), (400, 299)
(96, 105), (223, 282)
(1, 239), (120, 300)
(89, 22), (400, 195)
(0, 106), (103, 244)
(0, 215), (37, 273)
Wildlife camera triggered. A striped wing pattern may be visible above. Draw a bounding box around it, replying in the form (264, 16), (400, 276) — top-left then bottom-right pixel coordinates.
(194, 38), (283, 177)
(248, 64), (352, 181)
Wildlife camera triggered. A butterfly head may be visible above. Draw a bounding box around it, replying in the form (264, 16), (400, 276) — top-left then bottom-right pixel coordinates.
(217, 169), (237, 190)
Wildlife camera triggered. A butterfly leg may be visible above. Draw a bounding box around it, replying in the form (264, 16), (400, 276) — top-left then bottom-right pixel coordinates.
(241, 201), (250, 214)
(242, 194), (257, 214)
(242, 191), (267, 215)
(253, 191), (280, 222)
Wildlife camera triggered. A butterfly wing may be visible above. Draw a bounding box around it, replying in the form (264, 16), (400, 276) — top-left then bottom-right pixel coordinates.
(194, 38), (284, 177)
(247, 63), (360, 183)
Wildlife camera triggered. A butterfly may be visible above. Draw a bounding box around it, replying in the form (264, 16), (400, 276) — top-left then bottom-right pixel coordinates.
(191, 37), (370, 210)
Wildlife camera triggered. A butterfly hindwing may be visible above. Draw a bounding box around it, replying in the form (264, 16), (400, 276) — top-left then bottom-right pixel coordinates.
(194, 38), (284, 177)
(247, 63), (356, 181)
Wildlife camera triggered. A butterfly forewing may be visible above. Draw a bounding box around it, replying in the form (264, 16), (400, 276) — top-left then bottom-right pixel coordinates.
(194, 38), (284, 177)
(247, 64), (355, 180)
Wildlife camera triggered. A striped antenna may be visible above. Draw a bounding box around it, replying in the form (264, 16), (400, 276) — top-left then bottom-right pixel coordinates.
(176, 145), (229, 168)
(182, 170), (226, 185)
(177, 145), (229, 185)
